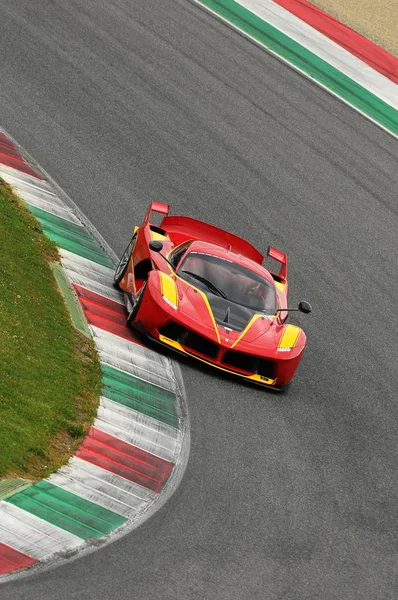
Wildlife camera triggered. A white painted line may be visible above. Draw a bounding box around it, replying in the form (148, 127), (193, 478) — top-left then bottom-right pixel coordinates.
(95, 399), (178, 461)
(1, 180), (62, 207)
(98, 350), (176, 392)
(94, 418), (176, 463)
(91, 327), (174, 374)
(61, 258), (119, 291)
(65, 271), (124, 304)
(66, 456), (156, 504)
(0, 165), (55, 194)
(0, 502), (83, 560)
(59, 249), (116, 280)
(45, 475), (135, 518)
(99, 397), (179, 440)
(233, 0), (398, 109)
(20, 193), (81, 225)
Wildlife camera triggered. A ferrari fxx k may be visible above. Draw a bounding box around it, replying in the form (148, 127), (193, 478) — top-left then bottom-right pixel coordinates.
(114, 202), (311, 390)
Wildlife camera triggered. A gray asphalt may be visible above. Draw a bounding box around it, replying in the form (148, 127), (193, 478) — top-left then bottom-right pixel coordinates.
(1, 1), (398, 598)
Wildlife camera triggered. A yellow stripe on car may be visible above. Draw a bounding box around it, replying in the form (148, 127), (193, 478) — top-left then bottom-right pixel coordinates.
(230, 314), (263, 349)
(158, 335), (275, 385)
(274, 280), (286, 292)
(173, 272), (221, 344)
(278, 324), (300, 349)
(151, 230), (166, 241)
(247, 373), (275, 385)
(159, 272), (178, 308)
(159, 334), (184, 352)
(196, 288), (221, 344)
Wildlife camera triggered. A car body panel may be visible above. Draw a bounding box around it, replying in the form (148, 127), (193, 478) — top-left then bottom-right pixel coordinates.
(117, 202), (308, 390)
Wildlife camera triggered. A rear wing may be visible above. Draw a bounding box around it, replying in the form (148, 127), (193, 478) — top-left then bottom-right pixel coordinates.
(160, 215), (264, 264)
(144, 201), (170, 224)
(267, 245), (287, 281)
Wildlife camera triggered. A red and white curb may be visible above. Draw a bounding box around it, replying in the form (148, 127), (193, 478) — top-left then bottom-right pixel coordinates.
(0, 129), (189, 578)
(272, 0), (397, 84)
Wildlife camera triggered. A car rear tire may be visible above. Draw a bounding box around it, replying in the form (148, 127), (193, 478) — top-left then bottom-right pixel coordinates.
(114, 235), (136, 289)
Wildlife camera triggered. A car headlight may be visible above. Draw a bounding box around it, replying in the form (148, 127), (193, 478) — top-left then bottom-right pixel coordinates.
(162, 296), (178, 310)
(278, 325), (300, 352)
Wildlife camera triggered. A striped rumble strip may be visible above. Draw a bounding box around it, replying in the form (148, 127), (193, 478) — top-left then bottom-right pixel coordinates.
(0, 130), (186, 576)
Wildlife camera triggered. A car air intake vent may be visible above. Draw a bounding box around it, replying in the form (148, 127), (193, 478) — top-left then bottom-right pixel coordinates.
(160, 322), (186, 342)
(222, 351), (276, 379)
(160, 323), (218, 359)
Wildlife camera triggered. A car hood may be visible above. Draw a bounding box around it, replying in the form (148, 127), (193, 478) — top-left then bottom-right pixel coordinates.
(206, 295), (272, 334)
(179, 285), (274, 341)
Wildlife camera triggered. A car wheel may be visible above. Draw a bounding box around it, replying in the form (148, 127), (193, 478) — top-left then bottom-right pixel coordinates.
(127, 282), (146, 327)
(114, 235), (136, 289)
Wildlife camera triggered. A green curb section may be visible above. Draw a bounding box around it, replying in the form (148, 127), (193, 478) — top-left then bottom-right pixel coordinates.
(6, 480), (127, 539)
(50, 262), (91, 339)
(28, 205), (95, 238)
(101, 364), (179, 429)
(44, 231), (114, 268)
(198, 0), (398, 135)
(25, 204), (114, 268)
(41, 220), (106, 253)
(0, 478), (32, 501)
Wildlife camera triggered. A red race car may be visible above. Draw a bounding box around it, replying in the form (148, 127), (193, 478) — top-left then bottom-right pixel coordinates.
(114, 201), (311, 391)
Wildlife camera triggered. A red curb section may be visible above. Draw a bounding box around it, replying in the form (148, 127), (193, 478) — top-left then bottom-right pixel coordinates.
(73, 284), (145, 345)
(73, 284), (124, 311)
(75, 427), (174, 493)
(0, 543), (38, 574)
(273, 0), (398, 84)
(0, 134), (43, 179)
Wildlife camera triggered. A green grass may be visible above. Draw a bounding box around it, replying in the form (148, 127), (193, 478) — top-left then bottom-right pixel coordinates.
(0, 179), (101, 480)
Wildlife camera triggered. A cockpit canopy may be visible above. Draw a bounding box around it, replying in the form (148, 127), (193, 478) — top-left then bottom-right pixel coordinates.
(178, 251), (277, 314)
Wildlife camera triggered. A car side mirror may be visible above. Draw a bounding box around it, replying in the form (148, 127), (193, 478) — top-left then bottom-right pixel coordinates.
(298, 301), (312, 314)
(149, 240), (163, 252)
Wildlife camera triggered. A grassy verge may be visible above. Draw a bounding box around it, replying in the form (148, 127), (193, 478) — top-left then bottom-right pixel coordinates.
(311, 0), (398, 57)
(0, 178), (101, 480)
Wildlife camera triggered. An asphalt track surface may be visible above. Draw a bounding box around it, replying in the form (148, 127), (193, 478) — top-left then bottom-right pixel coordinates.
(1, 1), (397, 598)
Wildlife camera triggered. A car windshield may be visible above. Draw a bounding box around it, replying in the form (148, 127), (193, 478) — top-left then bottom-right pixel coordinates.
(178, 252), (276, 314)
